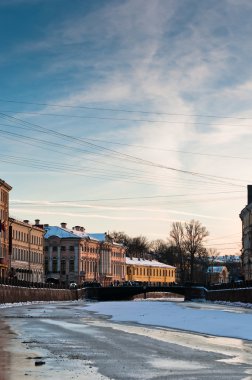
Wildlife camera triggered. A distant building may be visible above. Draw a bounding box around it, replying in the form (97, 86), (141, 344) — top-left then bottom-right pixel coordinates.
(216, 255), (241, 263)
(125, 257), (176, 285)
(206, 266), (229, 284)
(240, 185), (252, 281)
(0, 179), (12, 278)
(44, 223), (125, 286)
(9, 218), (45, 282)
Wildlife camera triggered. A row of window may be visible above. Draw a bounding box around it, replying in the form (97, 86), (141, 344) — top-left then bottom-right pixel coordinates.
(46, 245), (96, 253)
(45, 257), (126, 277)
(127, 267), (175, 277)
(45, 258), (98, 274)
(46, 245), (123, 256)
(12, 247), (44, 264)
(112, 251), (124, 258)
(12, 229), (43, 246)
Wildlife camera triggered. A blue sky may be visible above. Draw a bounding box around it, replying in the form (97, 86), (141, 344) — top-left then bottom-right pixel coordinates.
(1, 0), (252, 255)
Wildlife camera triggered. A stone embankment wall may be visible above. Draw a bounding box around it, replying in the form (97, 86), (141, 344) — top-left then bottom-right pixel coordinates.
(0, 284), (83, 304)
(206, 288), (252, 303)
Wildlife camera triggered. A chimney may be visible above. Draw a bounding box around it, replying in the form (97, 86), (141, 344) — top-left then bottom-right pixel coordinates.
(23, 220), (29, 224)
(61, 222), (67, 229)
(44, 224), (49, 227)
(74, 226), (80, 231)
(248, 185), (252, 205)
(80, 227), (85, 233)
(35, 219), (40, 225)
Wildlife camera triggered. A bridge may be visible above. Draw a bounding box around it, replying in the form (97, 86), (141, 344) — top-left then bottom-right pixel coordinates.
(82, 282), (252, 303)
(82, 284), (193, 301)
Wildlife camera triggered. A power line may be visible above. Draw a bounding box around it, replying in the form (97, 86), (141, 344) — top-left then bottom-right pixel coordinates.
(2, 113), (252, 162)
(2, 116), (252, 162)
(0, 112), (246, 188)
(3, 109), (252, 128)
(9, 190), (242, 203)
(1, 129), (233, 189)
(1, 98), (252, 120)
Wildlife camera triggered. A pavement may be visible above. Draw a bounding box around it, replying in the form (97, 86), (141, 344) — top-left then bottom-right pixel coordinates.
(1, 300), (252, 380)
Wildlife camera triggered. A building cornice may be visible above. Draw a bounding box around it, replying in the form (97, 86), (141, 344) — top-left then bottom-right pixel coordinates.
(0, 178), (12, 191)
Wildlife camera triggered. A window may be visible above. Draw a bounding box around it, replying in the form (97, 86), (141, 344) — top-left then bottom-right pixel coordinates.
(52, 258), (57, 273)
(61, 246), (66, 251)
(45, 259), (49, 273)
(69, 246), (74, 252)
(61, 260), (66, 275)
(52, 246), (57, 252)
(69, 259), (74, 272)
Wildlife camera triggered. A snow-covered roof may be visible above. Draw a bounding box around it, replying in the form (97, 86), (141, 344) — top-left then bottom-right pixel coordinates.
(44, 227), (124, 247)
(126, 257), (175, 268)
(88, 233), (123, 246)
(207, 266), (227, 273)
(44, 226), (97, 240)
(217, 255), (241, 262)
(88, 233), (106, 241)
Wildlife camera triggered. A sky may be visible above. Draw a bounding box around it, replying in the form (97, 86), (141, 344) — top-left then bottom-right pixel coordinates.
(1, 0), (252, 255)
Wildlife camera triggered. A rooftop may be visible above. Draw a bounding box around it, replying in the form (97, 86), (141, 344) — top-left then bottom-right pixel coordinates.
(126, 257), (175, 268)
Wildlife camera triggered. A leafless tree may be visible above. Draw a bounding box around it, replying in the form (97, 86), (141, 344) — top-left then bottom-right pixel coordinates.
(169, 220), (209, 283)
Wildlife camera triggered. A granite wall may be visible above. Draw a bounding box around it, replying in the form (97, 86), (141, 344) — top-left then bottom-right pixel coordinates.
(0, 284), (84, 304)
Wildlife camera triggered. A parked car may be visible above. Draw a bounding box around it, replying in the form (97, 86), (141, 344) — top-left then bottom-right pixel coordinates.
(46, 277), (59, 285)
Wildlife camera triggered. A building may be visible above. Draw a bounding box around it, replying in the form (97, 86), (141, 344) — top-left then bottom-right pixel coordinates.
(0, 179), (12, 278)
(44, 223), (126, 286)
(206, 266), (229, 284)
(214, 255), (242, 282)
(240, 185), (252, 281)
(125, 257), (176, 285)
(88, 232), (126, 286)
(9, 218), (45, 282)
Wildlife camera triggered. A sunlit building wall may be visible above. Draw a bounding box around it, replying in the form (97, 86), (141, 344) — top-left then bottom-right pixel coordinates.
(9, 218), (45, 282)
(126, 257), (176, 284)
(0, 179), (12, 278)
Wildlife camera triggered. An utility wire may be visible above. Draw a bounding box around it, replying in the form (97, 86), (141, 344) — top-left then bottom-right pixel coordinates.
(3, 109), (252, 127)
(1, 98), (252, 120)
(9, 190), (242, 203)
(0, 112), (246, 187)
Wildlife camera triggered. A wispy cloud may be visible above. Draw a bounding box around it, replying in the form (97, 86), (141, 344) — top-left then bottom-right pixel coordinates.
(2, 0), (252, 249)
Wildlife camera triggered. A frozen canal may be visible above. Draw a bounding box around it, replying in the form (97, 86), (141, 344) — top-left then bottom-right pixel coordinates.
(1, 299), (252, 379)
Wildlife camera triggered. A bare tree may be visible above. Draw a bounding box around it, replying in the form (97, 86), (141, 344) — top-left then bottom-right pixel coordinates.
(184, 220), (209, 282)
(109, 231), (130, 246)
(150, 239), (178, 266)
(169, 222), (187, 283)
(110, 231), (150, 258)
(127, 236), (150, 258)
(169, 220), (209, 283)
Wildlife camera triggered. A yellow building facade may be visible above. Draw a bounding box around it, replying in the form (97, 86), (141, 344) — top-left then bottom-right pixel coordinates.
(125, 257), (176, 285)
(10, 218), (45, 282)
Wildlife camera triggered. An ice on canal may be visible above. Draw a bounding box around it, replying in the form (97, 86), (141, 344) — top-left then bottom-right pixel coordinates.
(85, 299), (252, 341)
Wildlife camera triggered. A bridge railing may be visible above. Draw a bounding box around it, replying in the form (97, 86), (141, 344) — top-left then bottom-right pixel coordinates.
(207, 280), (252, 291)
